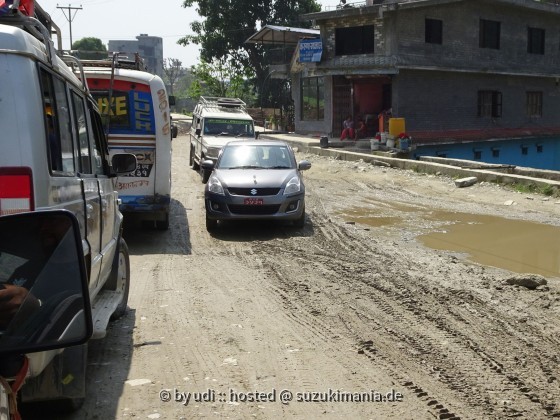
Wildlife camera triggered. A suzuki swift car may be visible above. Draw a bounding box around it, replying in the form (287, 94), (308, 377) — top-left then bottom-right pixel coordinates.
(202, 140), (311, 230)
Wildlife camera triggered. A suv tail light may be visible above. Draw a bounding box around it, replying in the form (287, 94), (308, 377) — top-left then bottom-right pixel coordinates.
(0, 167), (34, 216)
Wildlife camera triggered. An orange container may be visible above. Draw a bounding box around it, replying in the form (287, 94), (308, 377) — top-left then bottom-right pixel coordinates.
(389, 118), (405, 137)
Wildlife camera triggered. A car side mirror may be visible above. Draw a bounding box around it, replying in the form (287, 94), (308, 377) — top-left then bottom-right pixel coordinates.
(201, 159), (215, 171)
(298, 160), (312, 171)
(112, 153), (137, 175)
(0, 211), (92, 357)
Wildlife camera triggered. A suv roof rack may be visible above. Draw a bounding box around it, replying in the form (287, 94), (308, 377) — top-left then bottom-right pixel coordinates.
(199, 97), (247, 110)
(78, 52), (148, 71)
(0, 0), (60, 62)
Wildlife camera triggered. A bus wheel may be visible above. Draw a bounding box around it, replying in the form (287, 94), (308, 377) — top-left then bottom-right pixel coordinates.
(156, 213), (169, 230)
(190, 146), (199, 170)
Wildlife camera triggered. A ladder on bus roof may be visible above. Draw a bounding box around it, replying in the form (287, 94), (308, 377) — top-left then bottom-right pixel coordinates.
(78, 52), (148, 72)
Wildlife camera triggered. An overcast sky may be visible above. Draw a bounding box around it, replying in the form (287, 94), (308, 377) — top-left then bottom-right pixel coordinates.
(37, 0), (341, 68)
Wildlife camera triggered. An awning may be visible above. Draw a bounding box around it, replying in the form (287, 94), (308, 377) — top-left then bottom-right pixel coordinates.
(245, 25), (319, 46)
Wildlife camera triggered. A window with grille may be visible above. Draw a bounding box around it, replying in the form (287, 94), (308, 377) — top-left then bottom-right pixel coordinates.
(477, 90), (502, 118)
(301, 77), (325, 121)
(526, 91), (543, 117)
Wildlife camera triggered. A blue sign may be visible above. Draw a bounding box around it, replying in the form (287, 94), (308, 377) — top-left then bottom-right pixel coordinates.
(299, 39), (323, 63)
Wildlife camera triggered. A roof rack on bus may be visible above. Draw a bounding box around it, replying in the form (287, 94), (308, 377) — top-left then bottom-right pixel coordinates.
(78, 52), (148, 72)
(199, 97), (247, 110)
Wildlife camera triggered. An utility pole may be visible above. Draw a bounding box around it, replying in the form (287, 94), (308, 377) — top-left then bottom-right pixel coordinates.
(56, 4), (82, 50)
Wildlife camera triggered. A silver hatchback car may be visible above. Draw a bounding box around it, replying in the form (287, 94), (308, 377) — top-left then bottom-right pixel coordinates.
(202, 140), (311, 230)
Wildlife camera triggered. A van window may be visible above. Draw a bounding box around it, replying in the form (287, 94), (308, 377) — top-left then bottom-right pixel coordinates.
(40, 69), (75, 173)
(90, 107), (107, 176)
(71, 91), (92, 174)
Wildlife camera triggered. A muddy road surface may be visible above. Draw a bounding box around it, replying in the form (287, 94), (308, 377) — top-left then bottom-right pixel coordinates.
(34, 134), (560, 419)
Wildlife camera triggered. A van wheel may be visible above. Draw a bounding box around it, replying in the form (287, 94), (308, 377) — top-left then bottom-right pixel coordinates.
(106, 237), (130, 320)
(190, 146), (199, 170)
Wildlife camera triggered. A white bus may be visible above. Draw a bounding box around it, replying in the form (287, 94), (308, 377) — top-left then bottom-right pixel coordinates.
(80, 55), (175, 229)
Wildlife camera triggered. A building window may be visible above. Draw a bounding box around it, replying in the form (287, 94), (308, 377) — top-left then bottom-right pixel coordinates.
(521, 145), (528, 155)
(526, 91), (543, 117)
(335, 25), (375, 56)
(473, 150), (482, 160)
(479, 19), (500, 49)
(425, 19), (443, 44)
(527, 27), (545, 54)
(492, 148), (500, 158)
(477, 90), (502, 118)
(301, 77), (325, 121)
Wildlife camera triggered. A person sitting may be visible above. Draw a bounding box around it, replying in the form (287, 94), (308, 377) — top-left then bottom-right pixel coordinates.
(340, 115), (355, 140)
(355, 117), (367, 139)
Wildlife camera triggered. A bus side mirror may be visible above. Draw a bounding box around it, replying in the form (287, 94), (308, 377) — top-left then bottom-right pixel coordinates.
(168, 95), (176, 106)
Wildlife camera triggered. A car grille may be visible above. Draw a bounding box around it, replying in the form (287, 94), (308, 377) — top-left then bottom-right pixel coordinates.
(228, 205), (281, 215)
(227, 188), (280, 196)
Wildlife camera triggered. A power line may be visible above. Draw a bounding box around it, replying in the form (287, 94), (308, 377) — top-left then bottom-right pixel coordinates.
(56, 4), (83, 49)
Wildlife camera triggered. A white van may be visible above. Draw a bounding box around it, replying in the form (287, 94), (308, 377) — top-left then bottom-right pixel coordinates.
(0, 2), (136, 410)
(79, 55), (175, 230)
(189, 97), (256, 183)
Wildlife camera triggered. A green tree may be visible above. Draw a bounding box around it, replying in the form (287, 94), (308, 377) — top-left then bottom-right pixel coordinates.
(72, 37), (107, 60)
(187, 59), (255, 104)
(163, 58), (186, 96)
(179, 0), (320, 101)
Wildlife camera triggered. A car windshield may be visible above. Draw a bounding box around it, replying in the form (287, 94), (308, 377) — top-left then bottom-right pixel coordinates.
(203, 118), (254, 136)
(217, 145), (294, 170)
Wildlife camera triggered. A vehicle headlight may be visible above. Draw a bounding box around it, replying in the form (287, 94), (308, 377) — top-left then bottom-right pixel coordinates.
(206, 147), (221, 160)
(284, 176), (301, 195)
(208, 175), (224, 195)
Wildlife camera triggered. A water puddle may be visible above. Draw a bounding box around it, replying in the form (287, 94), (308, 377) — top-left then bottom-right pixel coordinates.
(339, 206), (560, 278)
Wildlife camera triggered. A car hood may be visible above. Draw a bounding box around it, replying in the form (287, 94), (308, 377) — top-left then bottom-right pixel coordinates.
(214, 168), (299, 189)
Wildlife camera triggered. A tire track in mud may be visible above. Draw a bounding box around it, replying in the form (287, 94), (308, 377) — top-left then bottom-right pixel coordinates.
(251, 173), (560, 419)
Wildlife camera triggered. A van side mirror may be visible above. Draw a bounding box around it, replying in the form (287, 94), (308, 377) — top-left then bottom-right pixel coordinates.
(0, 211), (92, 357)
(111, 153), (137, 175)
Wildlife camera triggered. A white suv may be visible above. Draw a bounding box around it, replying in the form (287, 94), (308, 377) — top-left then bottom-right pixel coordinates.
(189, 97), (257, 183)
(0, 3), (135, 410)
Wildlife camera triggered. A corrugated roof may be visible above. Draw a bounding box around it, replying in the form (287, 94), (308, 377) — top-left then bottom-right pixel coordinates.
(245, 25), (319, 45)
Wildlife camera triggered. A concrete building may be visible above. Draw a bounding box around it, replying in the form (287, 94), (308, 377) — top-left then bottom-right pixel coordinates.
(294, 0), (560, 152)
(109, 34), (164, 78)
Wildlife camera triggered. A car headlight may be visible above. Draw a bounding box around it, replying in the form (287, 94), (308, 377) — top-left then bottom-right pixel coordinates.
(208, 175), (224, 195)
(284, 176), (301, 195)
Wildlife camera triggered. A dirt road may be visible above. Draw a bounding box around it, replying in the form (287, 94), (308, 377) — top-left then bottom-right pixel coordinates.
(53, 133), (559, 419)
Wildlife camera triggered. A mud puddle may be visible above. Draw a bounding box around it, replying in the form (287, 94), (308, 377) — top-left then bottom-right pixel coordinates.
(340, 206), (560, 278)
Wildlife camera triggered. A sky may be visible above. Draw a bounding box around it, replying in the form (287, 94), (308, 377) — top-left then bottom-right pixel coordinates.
(37, 0), (341, 68)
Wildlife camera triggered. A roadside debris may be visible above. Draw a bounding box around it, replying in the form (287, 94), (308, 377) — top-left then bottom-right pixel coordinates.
(505, 274), (548, 290)
(455, 177), (478, 188)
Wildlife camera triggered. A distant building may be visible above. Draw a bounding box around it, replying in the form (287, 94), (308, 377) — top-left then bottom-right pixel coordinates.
(109, 34), (163, 78)
(270, 0), (560, 169)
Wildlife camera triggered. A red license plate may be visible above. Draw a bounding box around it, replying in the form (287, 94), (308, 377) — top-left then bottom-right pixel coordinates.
(244, 198), (264, 205)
